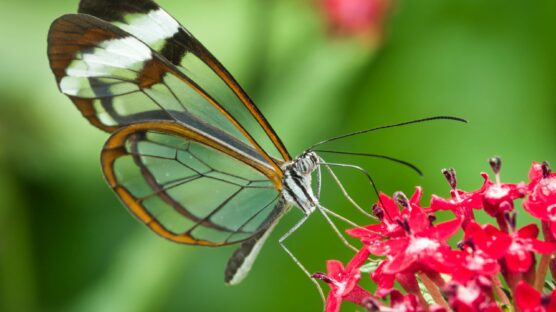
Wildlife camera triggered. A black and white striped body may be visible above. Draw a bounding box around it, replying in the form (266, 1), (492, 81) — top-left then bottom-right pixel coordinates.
(282, 151), (320, 215)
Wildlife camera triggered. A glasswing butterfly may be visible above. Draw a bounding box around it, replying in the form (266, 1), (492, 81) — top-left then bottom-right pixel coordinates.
(47, 0), (465, 297)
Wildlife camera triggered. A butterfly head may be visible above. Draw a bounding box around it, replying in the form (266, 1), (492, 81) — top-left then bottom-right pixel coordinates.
(292, 151), (319, 176)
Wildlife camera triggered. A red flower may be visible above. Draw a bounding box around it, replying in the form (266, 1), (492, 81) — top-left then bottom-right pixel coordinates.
(444, 277), (501, 312)
(382, 290), (425, 312)
(313, 248), (373, 312)
(368, 205), (461, 275)
(429, 168), (483, 227)
(320, 0), (391, 40)
(465, 222), (556, 273)
(523, 162), (556, 238)
(347, 189), (424, 244)
(449, 249), (500, 283)
(430, 190), (483, 226)
(515, 281), (556, 312)
(371, 261), (397, 292)
(479, 172), (527, 218)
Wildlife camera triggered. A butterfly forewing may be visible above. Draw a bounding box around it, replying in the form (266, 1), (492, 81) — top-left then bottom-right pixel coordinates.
(77, 0), (291, 163)
(49, 15), (250, 152)
(103, 121), (283, 245)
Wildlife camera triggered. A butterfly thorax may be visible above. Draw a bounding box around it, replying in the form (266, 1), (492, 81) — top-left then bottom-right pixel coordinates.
(281, 151), (319, 215)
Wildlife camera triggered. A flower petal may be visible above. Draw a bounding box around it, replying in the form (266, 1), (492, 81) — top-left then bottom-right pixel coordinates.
(517, 223), (539, 239)
(325, 292), (342, 312)
(429, 218), (462, 241)
(421, 247), (458, 274)
(380, 193), (401, 219)
(346, 224), (390, 242)
(530, 239), (556, 254)
(528, 162), (544, 185)
(551, 222), (556, 239)
(368, 237), (408, 256)
(515, 281), (541, 310)
(482, 226), (512, 259)
(464, 221), (484, 240)
(346, 247), (371, 272)
(523, 199), (550, 220)
(326, 260), (345, 278)
(382, 251), (417, 274)
(429, 195), (454, 212)
(547, 290), (556, 312)
(344, 285), (373, 306)
(371, 262), (396, 291)
(409, 187), (423, 208)
(346, 225), (380, 237)
(408, 206), (430, 233)
(505, 251), (533, 273)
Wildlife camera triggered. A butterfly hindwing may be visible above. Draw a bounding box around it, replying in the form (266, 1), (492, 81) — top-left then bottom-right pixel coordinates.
(102, 121), (285, 245)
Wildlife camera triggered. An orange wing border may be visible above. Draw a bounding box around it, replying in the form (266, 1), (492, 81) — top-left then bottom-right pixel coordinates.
(101, 121), (284, 246)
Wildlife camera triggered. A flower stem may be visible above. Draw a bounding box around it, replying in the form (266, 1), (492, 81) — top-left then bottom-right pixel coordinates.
(550, 258), (556, 281)
(415, 291), (430, 312)
(540, 221), (556, 283)
(492, 275), (511, 308)
(542, 221), (556, 243)
(399, 274), (430, 310)
(535, 253), (551, 291)
(496, 213), (509, 233)
(418, 272), (450, 310)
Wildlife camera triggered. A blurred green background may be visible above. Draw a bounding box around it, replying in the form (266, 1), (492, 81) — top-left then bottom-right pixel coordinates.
(1, 0), (555, 311)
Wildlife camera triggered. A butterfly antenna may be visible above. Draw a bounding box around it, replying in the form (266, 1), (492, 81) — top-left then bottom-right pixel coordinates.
(314, 150), (423, 176)
(309, 116), (467, 149)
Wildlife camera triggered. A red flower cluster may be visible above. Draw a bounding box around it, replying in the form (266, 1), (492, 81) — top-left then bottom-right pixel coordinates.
(320, 0), (391, 42)
(314, 159), (556, 312)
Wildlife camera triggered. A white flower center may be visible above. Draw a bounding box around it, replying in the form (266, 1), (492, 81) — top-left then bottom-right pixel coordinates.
(386, 222), (399, 232)
(406, 237), (440, 254)
(541, 177), (556, 196)
(509, 239), (531, 260)
(457, 285), (480, 304)
(334, 281), (346, 295)
(548, 205), (556, 221)
(466, 253), (487, 270)
(486, 185), (509, 200)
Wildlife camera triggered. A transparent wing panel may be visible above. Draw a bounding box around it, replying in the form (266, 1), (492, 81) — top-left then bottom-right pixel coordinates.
(77, 0), (291, 162)
(104, 126), (281, 245)
(179, 53), (287, 162)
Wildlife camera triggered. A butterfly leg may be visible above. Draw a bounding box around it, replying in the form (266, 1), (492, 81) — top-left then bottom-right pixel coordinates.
(319, 203), (384, 237)
(319, 158), (386, 238)
(315, 204), (359, 253)
(318, 161), (384, 219)
(318, 160), (375, 219)
(315, 163), (322, 201)
(278, 214), (325, 303)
